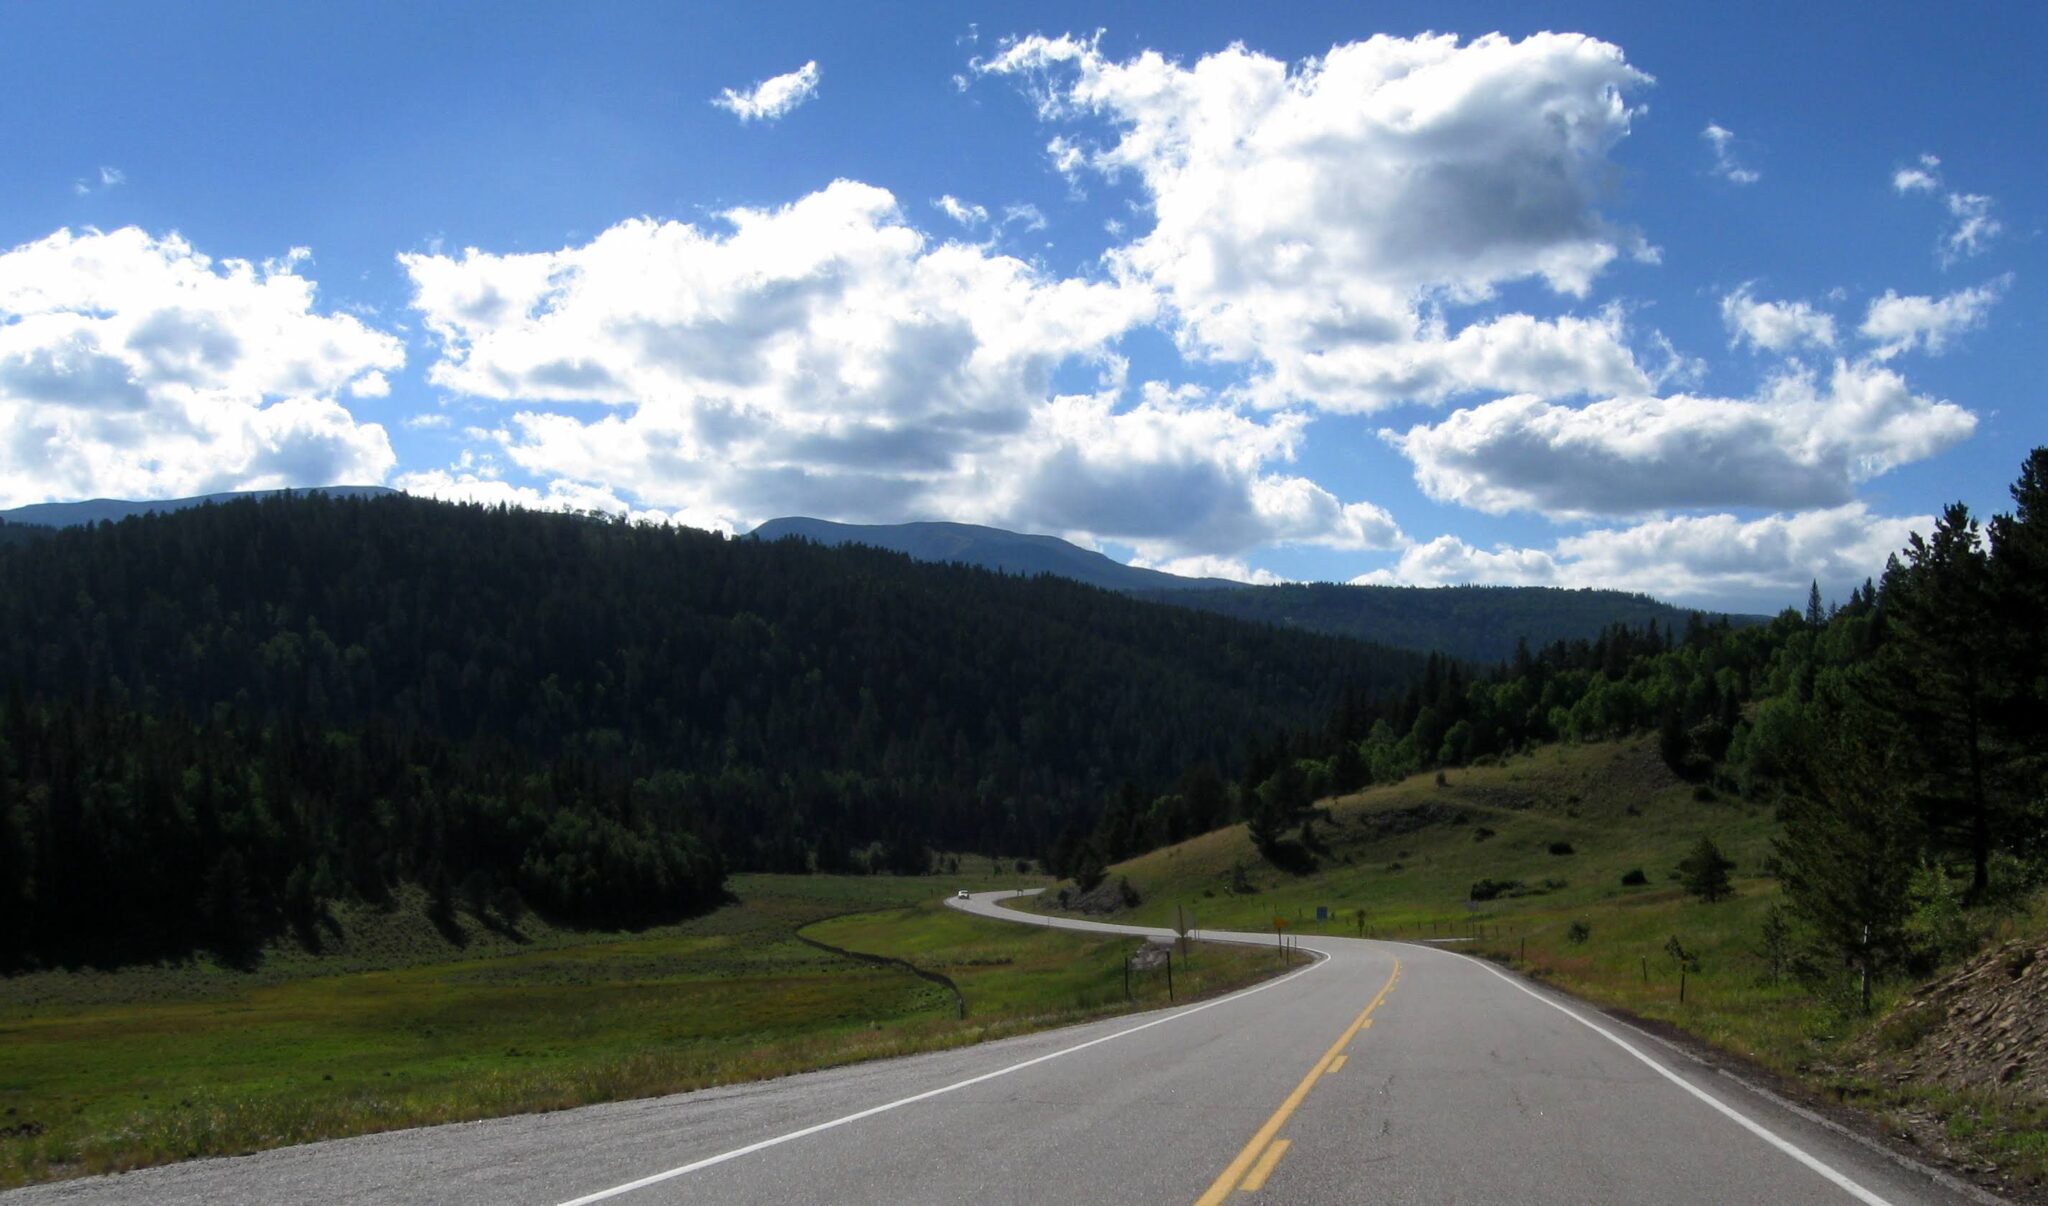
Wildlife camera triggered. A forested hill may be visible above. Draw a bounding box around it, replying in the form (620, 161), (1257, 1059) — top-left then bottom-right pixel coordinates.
(0, 492), (1421, 967)
(750, 515), (1752, 663)
(0, 484), (395, 528)
(748, 516), (1241, 593)
(1138, 582), (1744, 664)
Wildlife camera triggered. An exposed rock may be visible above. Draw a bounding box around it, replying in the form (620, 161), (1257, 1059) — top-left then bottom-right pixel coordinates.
(1850, 935), (2048, 1103)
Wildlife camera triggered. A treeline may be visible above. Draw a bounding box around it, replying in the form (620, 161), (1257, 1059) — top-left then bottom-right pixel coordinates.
(1145, 581), (1737, 664)
(0, 698), (722, 967)
(0, 492), (1420, 967)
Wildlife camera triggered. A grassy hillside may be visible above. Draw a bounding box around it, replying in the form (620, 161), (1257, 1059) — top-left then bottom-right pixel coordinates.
(0, 872), (1284, 1188)
(1044, 741), (1776, 940)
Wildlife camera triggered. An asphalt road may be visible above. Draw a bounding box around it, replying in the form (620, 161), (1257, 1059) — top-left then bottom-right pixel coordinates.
(4, 890), (1998, 1205)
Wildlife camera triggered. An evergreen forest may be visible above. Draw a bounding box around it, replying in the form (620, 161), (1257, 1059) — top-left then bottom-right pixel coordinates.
(0, 492), (1416, 967)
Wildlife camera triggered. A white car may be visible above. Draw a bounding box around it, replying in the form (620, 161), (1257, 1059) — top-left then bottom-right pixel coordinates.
(957, 890), (971, 899)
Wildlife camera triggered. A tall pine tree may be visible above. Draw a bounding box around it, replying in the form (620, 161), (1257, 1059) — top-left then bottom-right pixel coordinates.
(1866, 503), (2004, 901)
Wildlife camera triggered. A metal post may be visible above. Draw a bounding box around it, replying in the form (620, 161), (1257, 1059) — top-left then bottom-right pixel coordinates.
(1641, 955), (1648, 982)
(1166, 953), (1174, 1002)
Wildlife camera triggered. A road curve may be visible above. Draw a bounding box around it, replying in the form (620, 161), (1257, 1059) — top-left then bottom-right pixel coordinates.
(3, 891), (1996, 1206)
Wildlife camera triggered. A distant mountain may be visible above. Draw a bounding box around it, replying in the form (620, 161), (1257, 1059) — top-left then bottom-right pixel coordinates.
(0, 485), (396, 528)
(752, 516), (1755, 663)
(748, 517), (1242, 593)
(1144, 582), (1752, 665)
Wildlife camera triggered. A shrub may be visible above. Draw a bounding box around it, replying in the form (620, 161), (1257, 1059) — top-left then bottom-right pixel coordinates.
(1469, 878), (1525, 902)
(1473, 826), (1496, 843)
(1621, 868), (1649, 887)
(1117, 876), (1142, 908)
(1548, 841), (1575, 856)
(1566, 921), (1591, 945)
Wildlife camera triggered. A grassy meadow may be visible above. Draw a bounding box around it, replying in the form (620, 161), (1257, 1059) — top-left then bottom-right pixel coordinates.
(0, 870), (1285, 1188)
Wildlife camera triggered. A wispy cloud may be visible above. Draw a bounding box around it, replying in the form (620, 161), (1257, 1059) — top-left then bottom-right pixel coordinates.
(1891, 153), (2002, 264)
(72, 165), (125, 196)
(713, 61), (821, 123)
(1702, 123), (1759, 185)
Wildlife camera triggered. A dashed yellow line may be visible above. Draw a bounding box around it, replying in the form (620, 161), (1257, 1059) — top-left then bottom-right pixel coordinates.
(1192, 959), (1400, 1204)
(1326, 1055), (1347, 1074)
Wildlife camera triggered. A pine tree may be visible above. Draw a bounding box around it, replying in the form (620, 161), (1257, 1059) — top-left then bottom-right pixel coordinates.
(1677, 835), (1735, 902)
(1989, 449), (2048, 798)
(1866, 504), (2004, 901)
(1776, 727), (1923, 1013)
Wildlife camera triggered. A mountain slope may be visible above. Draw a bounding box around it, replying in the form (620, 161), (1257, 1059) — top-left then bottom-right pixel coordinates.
(1146, 581), (1739, 664)
(749, 516), (1240, 593)
(0, 485), (395, 528)
(754, 515), (1750, 663)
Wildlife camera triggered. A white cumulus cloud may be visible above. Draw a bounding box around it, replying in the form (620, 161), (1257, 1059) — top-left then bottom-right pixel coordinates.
(1721, 285), (1836, 353)
(980, 31), (1659, 412)
(1357, 503), (1931, 611)
(0, 226), (401, 507)
(1860, 277), (2007, 359)
(401, 181), (1395, 558)
(1385, 359), (1975, 518)
(713, 60), (821, 123)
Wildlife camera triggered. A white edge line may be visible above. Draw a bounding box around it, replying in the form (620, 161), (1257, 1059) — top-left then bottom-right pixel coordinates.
(554, 907), (1329, 1205)
(1462, 954), (1895, 1206)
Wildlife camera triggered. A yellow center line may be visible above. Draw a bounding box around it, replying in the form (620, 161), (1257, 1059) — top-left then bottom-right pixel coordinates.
(1239, 1139), (1292, 1192)
(1192, 958), (1401, 1205)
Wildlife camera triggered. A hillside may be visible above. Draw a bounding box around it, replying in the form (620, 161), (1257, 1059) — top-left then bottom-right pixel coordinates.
(748, 516), (1240, 593)
(752, 515), (1753, 663)
(0, 491), (1422, 968)
(0, 484), (395, 528)
(1143, 581), (1750, 665)
(1035, 740), (1775, 934)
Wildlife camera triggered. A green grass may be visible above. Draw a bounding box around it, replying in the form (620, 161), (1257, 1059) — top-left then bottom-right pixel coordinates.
(811, 901), (1293, 1019)
(1033, 739), (2048, 1187)
(0, 870), (1286, 1188)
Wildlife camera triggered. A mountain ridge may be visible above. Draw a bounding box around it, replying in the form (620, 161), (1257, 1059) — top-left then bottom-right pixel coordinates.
(748, 516), (1242, 593)
(0, 485), (396, 528)
(752, 515), (1758, 662)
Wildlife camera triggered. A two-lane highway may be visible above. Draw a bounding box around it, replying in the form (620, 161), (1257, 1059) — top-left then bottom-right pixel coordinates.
(3, 891), (1997, 1205)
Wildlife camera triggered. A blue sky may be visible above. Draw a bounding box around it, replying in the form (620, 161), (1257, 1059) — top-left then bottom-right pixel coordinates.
(2, 2), (2039, 611)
